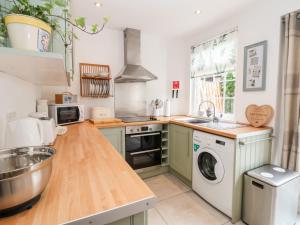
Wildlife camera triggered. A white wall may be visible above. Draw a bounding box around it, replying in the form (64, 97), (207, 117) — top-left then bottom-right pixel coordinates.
(166, 39), (190, 115)
(167, 0), (300, 127)
(0, 72), (41, 147)
(142, 33), (168, 115)
(41, 28), (168, 118)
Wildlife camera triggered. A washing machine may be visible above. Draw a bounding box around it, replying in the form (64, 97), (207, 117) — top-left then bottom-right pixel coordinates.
(192, 130), (235, 217)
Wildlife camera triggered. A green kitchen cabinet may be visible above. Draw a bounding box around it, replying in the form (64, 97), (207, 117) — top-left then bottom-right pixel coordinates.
(99, 127), (125, 156)
(107, 212), (147, 225)
(107, 217), (130, 225)
(169, 124), (193, 182)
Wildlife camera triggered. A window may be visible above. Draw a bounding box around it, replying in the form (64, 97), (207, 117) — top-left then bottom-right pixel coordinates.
(190, 29), (237, 120)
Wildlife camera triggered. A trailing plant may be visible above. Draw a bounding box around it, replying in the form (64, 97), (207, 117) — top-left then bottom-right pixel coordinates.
(0, 0), (109, 47)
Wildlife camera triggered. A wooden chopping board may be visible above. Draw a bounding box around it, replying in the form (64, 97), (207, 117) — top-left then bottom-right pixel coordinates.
(89, 118), (123, 125)
(245, 104), (274, 128)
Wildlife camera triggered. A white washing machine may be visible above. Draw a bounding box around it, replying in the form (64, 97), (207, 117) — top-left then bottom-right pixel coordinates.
(192, 130), (235, 218)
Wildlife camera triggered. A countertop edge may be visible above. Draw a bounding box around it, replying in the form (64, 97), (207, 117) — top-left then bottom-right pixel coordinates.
(62, 196), (156, 225)
(234, 129), (273, 139)
(92, 117), (272, 139)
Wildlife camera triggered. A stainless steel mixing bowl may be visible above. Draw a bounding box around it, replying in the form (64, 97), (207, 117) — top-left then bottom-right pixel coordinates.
(0, 146), (55, 212)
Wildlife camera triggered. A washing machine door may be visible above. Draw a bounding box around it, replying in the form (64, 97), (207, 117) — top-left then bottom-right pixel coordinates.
(198, 148), (224, 184)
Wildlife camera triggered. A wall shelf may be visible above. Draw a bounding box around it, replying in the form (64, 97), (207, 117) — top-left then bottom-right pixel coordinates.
(0, 47), (67, 86)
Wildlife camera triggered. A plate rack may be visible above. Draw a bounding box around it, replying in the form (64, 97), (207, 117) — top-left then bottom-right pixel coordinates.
(80, 63), (112, 98)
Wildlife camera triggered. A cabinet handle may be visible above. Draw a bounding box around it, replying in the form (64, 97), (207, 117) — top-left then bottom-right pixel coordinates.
(252, 181), (264, 189)
(187, 131), (190, 157)
(129, 132), (161, 138)
(130, 215), (134, 225)
(130, 148), (161, 155)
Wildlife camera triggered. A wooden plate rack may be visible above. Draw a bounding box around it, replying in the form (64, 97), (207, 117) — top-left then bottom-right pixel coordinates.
(80, 63), (112, 98)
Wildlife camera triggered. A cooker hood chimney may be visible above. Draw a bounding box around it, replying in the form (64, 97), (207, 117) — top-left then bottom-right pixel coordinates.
(114, 28), (157, 83)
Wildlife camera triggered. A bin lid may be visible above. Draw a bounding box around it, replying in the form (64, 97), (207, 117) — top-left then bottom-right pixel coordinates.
(246, 164), (300, 187)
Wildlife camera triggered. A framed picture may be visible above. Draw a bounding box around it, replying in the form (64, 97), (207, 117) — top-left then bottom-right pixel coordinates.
(243, 40), (268, 91)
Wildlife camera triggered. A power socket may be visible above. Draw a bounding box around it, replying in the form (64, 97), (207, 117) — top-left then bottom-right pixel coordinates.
(6, 112), (16, 122)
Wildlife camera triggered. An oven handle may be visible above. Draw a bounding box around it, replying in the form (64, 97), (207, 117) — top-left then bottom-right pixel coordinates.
(129, 132), (161, 138)
(130, 148), (161, 156)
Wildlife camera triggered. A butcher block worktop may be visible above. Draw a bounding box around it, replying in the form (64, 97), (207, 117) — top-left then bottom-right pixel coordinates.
(94, 116), (272, 139)
(0, 122), (156, 225)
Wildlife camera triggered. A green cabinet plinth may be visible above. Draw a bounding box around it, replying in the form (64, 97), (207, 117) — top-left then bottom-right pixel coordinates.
(169, 124), (193, 182)
(99, 127), (125, 156)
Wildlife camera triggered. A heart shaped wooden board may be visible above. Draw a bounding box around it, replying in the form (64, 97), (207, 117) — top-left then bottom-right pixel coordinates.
(245, 105), (274, 127)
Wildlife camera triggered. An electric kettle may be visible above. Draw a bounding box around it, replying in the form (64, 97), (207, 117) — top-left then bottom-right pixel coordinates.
(5, 117), (44, 148)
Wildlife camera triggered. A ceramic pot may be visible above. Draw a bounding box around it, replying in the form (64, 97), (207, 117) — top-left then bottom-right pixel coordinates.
(4, 14), (52, 52)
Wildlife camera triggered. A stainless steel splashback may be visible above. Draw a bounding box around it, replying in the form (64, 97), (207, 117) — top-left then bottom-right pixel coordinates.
(114, 82), (147, 117)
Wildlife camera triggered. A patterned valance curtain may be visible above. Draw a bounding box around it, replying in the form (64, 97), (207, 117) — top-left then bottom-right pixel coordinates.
(191, 28), (238, 78)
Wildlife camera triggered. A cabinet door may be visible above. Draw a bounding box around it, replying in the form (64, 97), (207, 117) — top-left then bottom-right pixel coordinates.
(106, 217), (131, 225)
(106, 212), (146, 225)
(133, 212), (147, 225)
(169, 124), (193, 181)
(99, 127), (125, 156)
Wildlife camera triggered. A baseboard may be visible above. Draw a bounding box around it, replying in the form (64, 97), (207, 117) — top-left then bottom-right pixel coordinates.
(137, 165), (169, 179)
(169, 168), (192, 188)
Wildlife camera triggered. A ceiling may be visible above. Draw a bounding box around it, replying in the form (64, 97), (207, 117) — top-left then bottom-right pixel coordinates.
(71, 0), (257, 37)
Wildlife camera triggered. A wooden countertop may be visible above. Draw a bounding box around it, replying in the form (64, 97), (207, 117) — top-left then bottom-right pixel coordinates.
(0, 122), (156, 225)
(95, 116), (272, 139)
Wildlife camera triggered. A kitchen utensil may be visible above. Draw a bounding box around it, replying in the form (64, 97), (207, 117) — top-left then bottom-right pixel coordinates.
(245, 104), (274, 127)
(5, 118), (44, 148)
(39, 118), (57, 145)
(164, 99), (171, 117)
(56, 126), (68, 135)
(29, 112), (48, 119)
(151, 99), (163, 109)
(0, 146), (55, 216)
(37, 99), (48, 117)
(151, 99), (163, 117)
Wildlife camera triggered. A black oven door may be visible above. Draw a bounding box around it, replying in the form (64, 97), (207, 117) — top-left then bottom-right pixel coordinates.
(125, 132), (161, 151)
(126, 148), (161, 170)
(57, 106), (80, 125)
(125, 132), (162, 169)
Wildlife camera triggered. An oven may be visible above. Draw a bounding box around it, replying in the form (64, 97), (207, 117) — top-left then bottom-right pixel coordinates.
(125, 124), (162, 170)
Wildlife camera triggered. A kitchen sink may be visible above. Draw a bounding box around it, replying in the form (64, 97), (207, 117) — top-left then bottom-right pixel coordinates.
(176, 118), (210, 124)
(196, 121), (246, 130)
(175, 118), (246, 130)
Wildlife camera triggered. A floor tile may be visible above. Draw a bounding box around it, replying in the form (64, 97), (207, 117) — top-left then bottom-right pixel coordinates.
(156, 191), (230, 225)
(145, 173), (190, 201)
(148, 208), (168, 225)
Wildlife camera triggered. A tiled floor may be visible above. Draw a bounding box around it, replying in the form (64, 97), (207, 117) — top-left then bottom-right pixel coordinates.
(145, 173), (299, 225)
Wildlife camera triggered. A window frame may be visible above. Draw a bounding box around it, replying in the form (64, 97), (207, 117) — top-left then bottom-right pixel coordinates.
(189, 70), (236, 121)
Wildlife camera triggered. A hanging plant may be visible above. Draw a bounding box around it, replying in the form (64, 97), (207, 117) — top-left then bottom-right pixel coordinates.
(0, 0), (109, 51)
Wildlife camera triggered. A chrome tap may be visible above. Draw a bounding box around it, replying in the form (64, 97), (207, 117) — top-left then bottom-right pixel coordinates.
(198, 100), (219, 123)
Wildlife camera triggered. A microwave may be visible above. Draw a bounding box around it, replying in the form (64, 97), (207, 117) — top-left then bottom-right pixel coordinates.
(49, 104), (84, 125)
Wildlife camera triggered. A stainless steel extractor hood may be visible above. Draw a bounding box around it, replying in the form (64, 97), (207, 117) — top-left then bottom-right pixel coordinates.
(114, 28), (158, 83)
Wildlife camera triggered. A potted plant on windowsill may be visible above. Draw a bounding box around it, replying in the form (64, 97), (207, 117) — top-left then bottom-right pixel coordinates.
(0, 0), (109, 52)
